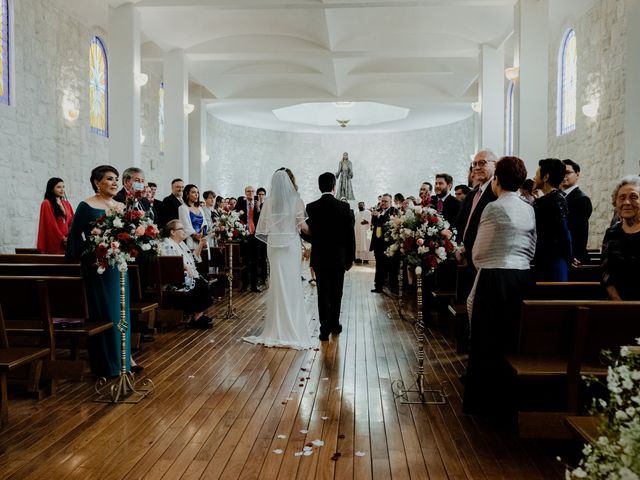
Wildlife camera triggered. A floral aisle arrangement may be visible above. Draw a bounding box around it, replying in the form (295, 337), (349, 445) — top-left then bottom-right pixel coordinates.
(384, 204), (459, 275)
(85, 191), (160, 273)
(568, 340), (640, 479)
(212, 209), (248, 243)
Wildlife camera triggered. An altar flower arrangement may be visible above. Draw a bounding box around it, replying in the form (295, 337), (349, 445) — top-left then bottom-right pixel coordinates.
(85, 190), (160, 273)
(567, 340), (640, 479)
(212, 209), (248, 243)
(384, 204), (459, 275)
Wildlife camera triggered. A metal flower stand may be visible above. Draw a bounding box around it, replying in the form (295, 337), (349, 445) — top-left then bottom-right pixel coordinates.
(221, 242), (238, 319)
(397, 258), (405, 319)
(95, 270), (155, 404)
(392, 267), (448, 405)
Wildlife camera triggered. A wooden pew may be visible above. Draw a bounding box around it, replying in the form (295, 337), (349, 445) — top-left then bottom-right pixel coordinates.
(506, 300), (640, 437)
(565, 416), (601, 445)
(15, 248), (41, 254)
(0, 304), (51, 428)
(525, 282), (605, 300)
(569, 264), (601, 282)
(0, 254), (67, 264)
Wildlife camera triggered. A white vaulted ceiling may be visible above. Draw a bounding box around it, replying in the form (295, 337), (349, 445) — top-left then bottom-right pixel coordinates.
(57, 0), (519, 132)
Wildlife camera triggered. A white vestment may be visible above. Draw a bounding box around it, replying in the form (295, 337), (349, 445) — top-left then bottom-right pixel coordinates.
(354, 209), (372, 261)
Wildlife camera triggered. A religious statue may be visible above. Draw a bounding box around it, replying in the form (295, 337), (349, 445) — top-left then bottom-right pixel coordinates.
(335, 152), (355, 200)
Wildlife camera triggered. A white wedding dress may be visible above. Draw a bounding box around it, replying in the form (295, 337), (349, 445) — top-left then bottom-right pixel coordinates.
(242, 170), (315, 350)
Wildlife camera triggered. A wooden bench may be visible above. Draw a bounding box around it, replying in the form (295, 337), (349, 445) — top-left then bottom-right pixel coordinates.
(565, 415), (601, 445)
(1, 290), (52, 427)
(15, 248), (41, 254)
(569, 264), (601, 282)
(0, 254), (67, 264)
(524, 282), (605, 300)
(506, 300), (640, 437)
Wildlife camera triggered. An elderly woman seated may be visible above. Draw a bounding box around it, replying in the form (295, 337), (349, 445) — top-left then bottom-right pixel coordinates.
(160, 219), (214, 329)
(601, 175), (640, 300)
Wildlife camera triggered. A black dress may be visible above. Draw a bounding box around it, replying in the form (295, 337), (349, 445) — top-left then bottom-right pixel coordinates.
(533, 190), (572, 281)
(601, 223), (640, 300)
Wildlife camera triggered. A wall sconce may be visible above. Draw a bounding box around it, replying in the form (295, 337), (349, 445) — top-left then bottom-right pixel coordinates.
(582, 101), (599, 118)
(184, 103), (195, 115)
(139, 129), (145, 145)
(62, 97), (79, 121)
(505, 67), (520, 81)
(202, 154), (210, 164)
(134, 72), (148, 87)
(471, 101), (481, 113)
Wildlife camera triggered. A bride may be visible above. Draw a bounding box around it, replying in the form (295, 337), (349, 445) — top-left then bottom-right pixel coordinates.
(242, 168), (316, 350)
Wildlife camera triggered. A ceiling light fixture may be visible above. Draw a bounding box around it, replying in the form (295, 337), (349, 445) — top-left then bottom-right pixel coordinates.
(582, 101), (599, 118)
(134, 72), (148, 87)
(337, 119), (350, 128)
(184, 103), (195, 115)
(471, 101), (481, 113)
(505, 67), (520, 81)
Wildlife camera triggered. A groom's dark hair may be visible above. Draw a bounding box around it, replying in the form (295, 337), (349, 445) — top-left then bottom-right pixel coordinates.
(318, 172), (336, 193)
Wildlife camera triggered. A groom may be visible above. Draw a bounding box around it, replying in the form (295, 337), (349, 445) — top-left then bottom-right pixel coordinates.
(305, 172), (355, 341)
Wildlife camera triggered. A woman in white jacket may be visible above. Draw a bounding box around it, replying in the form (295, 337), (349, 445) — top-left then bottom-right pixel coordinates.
(178, 184), (207, 250)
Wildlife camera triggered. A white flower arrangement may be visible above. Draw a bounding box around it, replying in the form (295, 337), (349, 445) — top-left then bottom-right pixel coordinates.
(212, 209), (248, 243)
(567, 339), (640, 479)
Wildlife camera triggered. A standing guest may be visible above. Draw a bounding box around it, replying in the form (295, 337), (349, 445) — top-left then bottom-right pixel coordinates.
(228, 197), (238, 211)
(354, 201), (372, 264)
(160, 220), (213, 328)
(418, 182), (432, 207)
(393, 193), (405, 211)
(601, 176), (640, 300)
(37, 177), (74, 254)
(161, 178), (185, 226)
(454, 184), (471, 202)
(370, 193), (399, 293)
(178, 184), (206, 250)
(256, 187), (268, 286)
(147, 182), (163, 222)
(202, 190), (216, 223)
(463, 156), (536, 417)
(454, 150), (498, 270)
(404, 196), (417, 208)
(533, 158), (573, 281)
(235, 186), (261, 292)
(519, 179), (536, 204)
(66, 165), (139, 377)
(562, 159), (593, 264)
(468, 164), (477, 188)
(432, 173), (461, 224)
(212, 196), (224, 220)
(114, 167), (151, 213)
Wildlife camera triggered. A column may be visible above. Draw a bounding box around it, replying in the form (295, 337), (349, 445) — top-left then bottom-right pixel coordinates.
(188, 85), (207, 188)
(624, 0), (640, 174)
(515, 0), (549, 171)
(163, 49), (189, 182)
(478, 44), (505, 155)
(108, 3), (141, 171)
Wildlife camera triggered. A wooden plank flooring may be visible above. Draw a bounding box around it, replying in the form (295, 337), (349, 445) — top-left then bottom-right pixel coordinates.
(0, 266), (567, 480)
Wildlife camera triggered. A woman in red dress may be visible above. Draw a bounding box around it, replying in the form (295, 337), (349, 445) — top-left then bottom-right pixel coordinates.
(37, 177), (74, 254)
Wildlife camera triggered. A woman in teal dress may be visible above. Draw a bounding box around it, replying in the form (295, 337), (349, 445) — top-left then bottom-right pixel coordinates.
(66, 165), (131, 377)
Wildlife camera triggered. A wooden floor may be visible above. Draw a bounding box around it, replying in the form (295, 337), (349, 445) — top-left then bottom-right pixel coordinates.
(0, 266), (567, 480)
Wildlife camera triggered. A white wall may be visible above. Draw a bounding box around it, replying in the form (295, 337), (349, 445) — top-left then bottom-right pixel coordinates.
(205, 115), (476, 206)
(0, 0), (163, 252)
(547, 0), (627, 248)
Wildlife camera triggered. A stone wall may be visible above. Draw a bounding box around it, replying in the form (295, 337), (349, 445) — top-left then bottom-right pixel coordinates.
(547, 0), (627, 248)
(0, 0), (162, 252)
(205, 115), (475, 207)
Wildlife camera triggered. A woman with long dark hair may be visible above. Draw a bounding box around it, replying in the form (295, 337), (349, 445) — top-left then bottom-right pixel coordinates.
(37, 177), (74, 254)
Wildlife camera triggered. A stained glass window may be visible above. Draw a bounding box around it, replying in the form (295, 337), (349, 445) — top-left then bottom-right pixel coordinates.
(557, 29), (577, 136)
(159, 82), (164, 154)
(0, 0), (10, 106)
(90, 36), (108, 136)
(505, 81), (515, 156)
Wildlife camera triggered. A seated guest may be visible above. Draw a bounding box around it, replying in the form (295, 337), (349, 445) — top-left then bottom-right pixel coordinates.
(454, 184), (471, 202)
(160, 220), (214, 328)
(37, 177), (74, 254)
(533, 158), (573, 281)
(464, 156), (536, 417)
(601, 175), (640, 300)
(178, 184), (207, 250)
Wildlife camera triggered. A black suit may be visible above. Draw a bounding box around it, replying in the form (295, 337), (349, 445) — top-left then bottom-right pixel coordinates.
(564, 187), (592, 263)
(431, 193), (461, 225)
(114, 188), (151, 212)
(454, 183), (497, 269)
(369, 206), (399, 291)
(235, 197), (261, 290)
(161, 194), (183, 227)
(306, 193), (355, 337)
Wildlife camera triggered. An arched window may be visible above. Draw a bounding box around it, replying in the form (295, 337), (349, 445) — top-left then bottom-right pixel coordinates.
(0, 0), (10, 106)
(89, 36), (108, 136)
(159, 82), (164, 154)
(557, 29), (577, 135)
(505, 80), (515, 155)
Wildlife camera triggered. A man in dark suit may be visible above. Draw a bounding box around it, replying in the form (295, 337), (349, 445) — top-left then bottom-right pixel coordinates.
(562, 159), (593, 264)
(305, 172), (355, 341)
(114, 167), (151, 213)
(431, 173), (461, 224)
(369, 193), (399, 293)
(454, 150), (498, 270)
(160, 178), (185, 228)
(235, 186), (261, 292)
(146, 182), (163, 224)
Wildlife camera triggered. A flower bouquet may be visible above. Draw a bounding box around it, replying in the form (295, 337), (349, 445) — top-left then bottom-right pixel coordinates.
(212, 209), (248, 243)
(85, 191), (160, 273)
(384, 204), (459, 275)
(567, 340), (640, 479)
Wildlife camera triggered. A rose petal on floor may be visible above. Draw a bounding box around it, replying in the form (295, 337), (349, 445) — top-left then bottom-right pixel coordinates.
(321, 416), (329, 420)
(355, 451), (366, 457)
(312, 439), (324, 447)
(277, 434), (287, 439)
(300, 429), (308, 434)
(273, 449), (283, 454)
